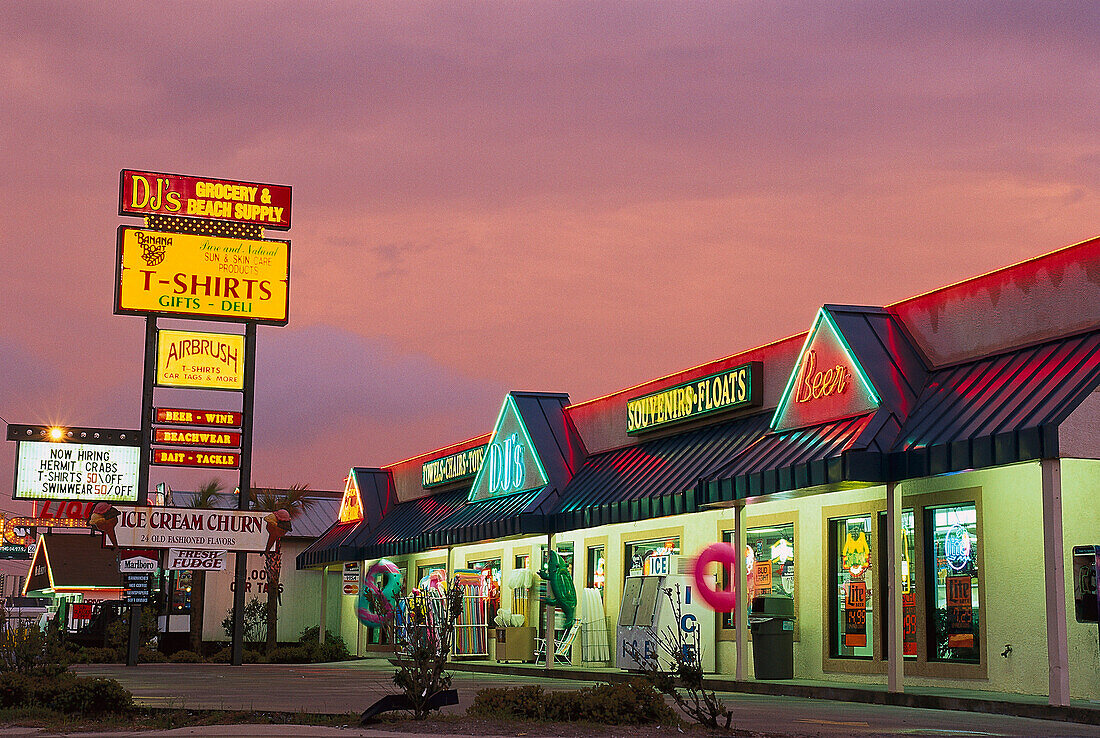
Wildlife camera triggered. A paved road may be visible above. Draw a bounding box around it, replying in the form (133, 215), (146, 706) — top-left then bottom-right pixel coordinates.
(67, 661), (1100, 737)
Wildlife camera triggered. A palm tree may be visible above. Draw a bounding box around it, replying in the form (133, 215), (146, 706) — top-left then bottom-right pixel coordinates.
(186, 479), (224, 654)
(249, 483), (313, 651)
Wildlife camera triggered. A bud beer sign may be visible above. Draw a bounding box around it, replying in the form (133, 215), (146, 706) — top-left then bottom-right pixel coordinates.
(90, 505), (271, 552)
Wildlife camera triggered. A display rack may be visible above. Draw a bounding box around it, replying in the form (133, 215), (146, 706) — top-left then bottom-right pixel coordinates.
(453, 569), (488, 656)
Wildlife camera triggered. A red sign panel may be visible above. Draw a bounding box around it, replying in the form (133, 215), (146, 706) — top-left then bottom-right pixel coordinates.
(152, 449), (240, 469)
(119, 169), (292, 230)
(844, 580), (868, 648)
(155, 408), (242, 428)
(154, 428), (241, 448)
(946, 575), (974, 649)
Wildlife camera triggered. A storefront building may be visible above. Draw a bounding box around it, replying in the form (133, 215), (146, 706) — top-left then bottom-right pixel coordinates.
(299, 236), (1100, 704)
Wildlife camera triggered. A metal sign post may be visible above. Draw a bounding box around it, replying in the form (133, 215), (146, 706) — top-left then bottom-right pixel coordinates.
(126, 316), (157, 667)
(230, 324), (256, 666)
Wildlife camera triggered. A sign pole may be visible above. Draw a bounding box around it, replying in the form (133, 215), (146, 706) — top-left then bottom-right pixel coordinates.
(230, 323), (257, 666)
(127, 316), (157, 667)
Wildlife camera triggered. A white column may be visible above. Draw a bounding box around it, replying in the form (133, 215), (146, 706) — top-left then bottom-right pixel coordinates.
(1041, 458), (1070, 706)
(546, 533), (556, 669)
(318, 566), (327, 645)
(735, 502), (748, 681)
(886, 482), (903, 692)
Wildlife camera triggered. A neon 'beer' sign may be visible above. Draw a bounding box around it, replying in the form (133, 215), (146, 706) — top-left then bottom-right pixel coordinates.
(793, 350), (851, 404)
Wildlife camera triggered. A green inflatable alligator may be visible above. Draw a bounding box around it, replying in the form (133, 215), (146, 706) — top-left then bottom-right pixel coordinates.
(538, 549), (577, 630)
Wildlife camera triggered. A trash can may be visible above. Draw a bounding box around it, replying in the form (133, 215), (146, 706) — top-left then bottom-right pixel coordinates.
(749, 595), (795, 679)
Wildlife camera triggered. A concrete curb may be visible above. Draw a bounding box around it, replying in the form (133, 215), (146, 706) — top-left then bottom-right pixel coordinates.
(443, 661), (1100, 726)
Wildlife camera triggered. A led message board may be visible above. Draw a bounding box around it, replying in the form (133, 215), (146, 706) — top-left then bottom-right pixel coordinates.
(422, 445), (488, 488)
(14, 442), (139, 502)
(626, 363), (762, 434)
(114, 226), (290, 325)
(120, 170), (291, 229)
(154, 408), (242, 427)
(156, 329), (245, 390)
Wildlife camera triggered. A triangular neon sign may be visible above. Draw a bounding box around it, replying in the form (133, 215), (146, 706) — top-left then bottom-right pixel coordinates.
(771, 308), (881, 432)
(468, 395), (550, 503)
(338, 472), (364, 523)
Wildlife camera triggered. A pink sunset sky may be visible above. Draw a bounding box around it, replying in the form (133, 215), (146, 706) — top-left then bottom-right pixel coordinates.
(1, 2), (1098, 503)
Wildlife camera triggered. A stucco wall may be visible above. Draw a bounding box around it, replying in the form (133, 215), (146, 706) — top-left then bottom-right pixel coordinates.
(201, 539), (320, 645)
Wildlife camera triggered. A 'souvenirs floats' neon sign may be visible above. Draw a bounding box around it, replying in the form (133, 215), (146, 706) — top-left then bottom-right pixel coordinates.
(626, 363), (761, 434)
(485, 433), (525, 495)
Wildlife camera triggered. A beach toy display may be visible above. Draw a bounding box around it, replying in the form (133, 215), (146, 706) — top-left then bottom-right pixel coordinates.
(357, 558), (403, 629)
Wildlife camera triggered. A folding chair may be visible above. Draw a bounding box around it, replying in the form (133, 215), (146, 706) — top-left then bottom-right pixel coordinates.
(534, 622), (581, 665)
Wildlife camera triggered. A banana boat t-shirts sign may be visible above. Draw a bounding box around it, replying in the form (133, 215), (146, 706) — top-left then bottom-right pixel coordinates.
(89, 505), (273, 552)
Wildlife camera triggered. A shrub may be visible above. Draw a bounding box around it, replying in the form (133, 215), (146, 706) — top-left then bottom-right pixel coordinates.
(169, 649), (202, 663)
(139, 647), (168, 663)
(469, 680), (677, 726)
(50, 676), (133, 716)
(210, 647), (262, 664)
(69, 647), (121, 664)
(297, 627), (351, 663)
(265, 646), (310, 663)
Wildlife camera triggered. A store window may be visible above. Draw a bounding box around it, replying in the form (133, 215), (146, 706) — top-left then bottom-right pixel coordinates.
(829, 515), (875, 659)
(416, 564), (447, 590)
(539, 543), (575, 637)
(876, 510), (917, 659)
(625, 537), (680, 580)
(168, 570), (191, 614)
(719, 526), (794, 628)
(926, 503), (980, 663)
(586, 546), (605, 593)
(468, 557), (502, 623)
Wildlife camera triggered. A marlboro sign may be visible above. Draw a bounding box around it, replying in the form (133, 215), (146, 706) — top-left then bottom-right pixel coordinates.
(90, 505), (272, 552)
(119, 549), (159, 573)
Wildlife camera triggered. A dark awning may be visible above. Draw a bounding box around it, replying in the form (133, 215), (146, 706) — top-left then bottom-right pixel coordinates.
(703, 412), (889, 503)
(296, 520), (360, 569)
(553, 413), (772, 530)
(418, 486), (550, 551)
(889, 330), (1100, 477)
(356, 488), (469, 559)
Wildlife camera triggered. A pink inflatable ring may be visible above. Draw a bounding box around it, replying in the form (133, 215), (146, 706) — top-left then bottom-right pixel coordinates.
(692, 542), (740, 613)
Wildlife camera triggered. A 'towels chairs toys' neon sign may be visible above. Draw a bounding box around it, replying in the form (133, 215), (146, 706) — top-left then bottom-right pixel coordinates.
(486, 433), (526, 496)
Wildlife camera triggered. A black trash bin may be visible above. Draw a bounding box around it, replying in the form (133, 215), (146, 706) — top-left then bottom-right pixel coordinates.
(749, 595), (795, 680)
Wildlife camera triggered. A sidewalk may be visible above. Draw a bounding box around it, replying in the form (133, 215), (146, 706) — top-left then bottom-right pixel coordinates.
(427, 658), (1100, 726)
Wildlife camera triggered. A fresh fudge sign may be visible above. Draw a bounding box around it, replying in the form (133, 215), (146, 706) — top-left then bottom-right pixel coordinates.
(166, 549), (227, 571)
(14, 441), (139, 502)
(90, 505), (271, 552)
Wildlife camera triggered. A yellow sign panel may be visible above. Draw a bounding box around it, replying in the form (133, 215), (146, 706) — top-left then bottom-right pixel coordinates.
(115, 227), (290, 325)
(156, 329), (245, 390)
